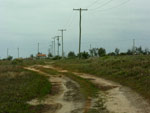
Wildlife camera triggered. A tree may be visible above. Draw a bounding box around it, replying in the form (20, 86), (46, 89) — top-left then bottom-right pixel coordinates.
(89, 48), (99, 57)
(136, 46), (143, 54)
(48, 53), (53, 58)
(7, 56), (13, 60)
(108, 52), (115, 56)
(68, 51), (76, 58)
(144, 48), (149, 55)
(98, 48), (106, 57)
(30, 54), (34, 59)
(89, 49), (94, 57)
(78, 51), (89, 59)
(115, 48), (120, 55)
(127, 49), (133, 55)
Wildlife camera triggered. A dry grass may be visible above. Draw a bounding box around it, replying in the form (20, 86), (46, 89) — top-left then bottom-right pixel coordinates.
(0, 64), (51, 113)
(52, 55), (150, 103)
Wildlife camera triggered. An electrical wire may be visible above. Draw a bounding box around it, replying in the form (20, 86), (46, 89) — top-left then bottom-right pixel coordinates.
(89, 0), (113, 11)
(63, 11), (74, 28)
(95, 0), (130, 12)
(86, 0), (103, 8)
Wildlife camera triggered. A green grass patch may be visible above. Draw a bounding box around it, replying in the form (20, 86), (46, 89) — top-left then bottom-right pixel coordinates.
(35, 67), (59, 75)
(52, 55), (150, 102)
(0, 65), (51, 113)
(61, 72), (99, 99)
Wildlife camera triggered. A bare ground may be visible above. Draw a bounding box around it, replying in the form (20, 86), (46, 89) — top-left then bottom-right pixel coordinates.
(25, 67), (85, 113)
(41, 65), (150, 113)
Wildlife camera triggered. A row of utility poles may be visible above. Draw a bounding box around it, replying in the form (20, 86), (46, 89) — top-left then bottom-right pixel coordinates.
(5, 8), (137, 59)
(50, 8), (88, 58)
(6, 8), (88, 59)
(50, 29), (66, 58)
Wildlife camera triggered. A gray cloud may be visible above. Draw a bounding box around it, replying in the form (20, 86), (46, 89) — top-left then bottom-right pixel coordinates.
(0, 0), (150, 58)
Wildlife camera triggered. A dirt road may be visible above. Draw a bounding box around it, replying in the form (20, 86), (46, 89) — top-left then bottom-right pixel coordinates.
(41, 65), (150, 113)
(25, 67), (85, 113)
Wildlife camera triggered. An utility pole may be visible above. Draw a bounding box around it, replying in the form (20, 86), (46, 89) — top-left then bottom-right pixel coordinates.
(7, 48), (9, 58)
(58, 29), (66, 58)
(73, 8), (88, 58)
(49, 44), (52, 54)
(52, 37), (56, 56)
(90, 44), (92, 50)
(56, 36), (61, 56)
(38, 43), (39, 54)
(133, 39), (135, 54)
(51, 41), (54, 56)
(17, 48), (19, 58)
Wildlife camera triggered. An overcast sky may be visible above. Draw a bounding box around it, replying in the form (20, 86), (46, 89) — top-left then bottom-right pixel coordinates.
(0, 0), (150, 58)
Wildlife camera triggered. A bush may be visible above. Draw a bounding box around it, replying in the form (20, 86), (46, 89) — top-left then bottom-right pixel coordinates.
(78, 51), (89, 59)
(98, 48), (106, 57)
(7, 56), (13, 61)
(68, 51), (76, 58)
(52, 56), (62, 60)
(12, 59), (23, 65)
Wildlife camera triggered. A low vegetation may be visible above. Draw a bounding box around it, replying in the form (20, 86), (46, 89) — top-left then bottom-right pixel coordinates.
(0, 64), (51, 113)
(62, 72), (98, 99)
(53, 55), (150, 102)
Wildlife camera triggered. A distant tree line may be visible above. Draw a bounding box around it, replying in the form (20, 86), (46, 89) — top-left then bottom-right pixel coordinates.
(67, 46), (150, 59)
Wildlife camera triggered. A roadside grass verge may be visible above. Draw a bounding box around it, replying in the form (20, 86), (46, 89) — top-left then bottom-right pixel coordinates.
(34, 66), (59, 75)
(61, 72), (99, 99)
(52, 55), (150, 102)
(0, 65), (51, 113)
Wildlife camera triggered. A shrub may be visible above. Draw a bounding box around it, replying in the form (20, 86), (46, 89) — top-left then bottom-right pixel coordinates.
(68, 51), (76, 58)
(78, 51), (90, 59)
(98, 48), (106, 57)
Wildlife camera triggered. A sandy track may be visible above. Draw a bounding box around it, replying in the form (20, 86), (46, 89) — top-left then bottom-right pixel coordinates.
(25, 67), (84, 113)
(41, 65), (150, 113)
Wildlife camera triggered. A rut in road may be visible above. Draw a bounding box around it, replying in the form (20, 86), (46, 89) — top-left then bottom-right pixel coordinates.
(41, 65), (150, 113)
(25, 67), (85, 113)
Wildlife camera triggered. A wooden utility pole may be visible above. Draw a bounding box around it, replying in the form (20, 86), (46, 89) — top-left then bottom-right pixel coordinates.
(52, 37), (56, 56)
(56, 36), (61, 56)
(7, 48), (9, 58)
(38, 43), (39, 54)
(73, 8), (88, 58)
(58, 29), (66, 58)
(51, 41), (54, 56)
(17, 48), (19, 58)
(133, 39), (135, 54)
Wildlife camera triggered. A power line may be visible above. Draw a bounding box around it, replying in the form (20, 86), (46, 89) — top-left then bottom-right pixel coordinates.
(73, 8), (88, 58)
(99, 0), (130, 11)
(89, 0), (113, 11)
(91, 0), (130, 12)
(86, 0), (103, 8)
(64, 11), (75, 28)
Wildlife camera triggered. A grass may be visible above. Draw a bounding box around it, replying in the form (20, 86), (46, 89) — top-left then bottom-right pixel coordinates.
(52, 55), (150, 102)
(0, 65), (51, 113)
(61, 72), (99, 99)
(34, 66), (59, 75)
